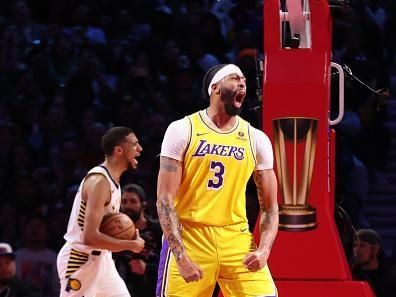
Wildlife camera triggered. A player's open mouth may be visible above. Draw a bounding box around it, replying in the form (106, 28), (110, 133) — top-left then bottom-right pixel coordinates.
(235, 91), (246, 106)
(132, 155), (140, 167)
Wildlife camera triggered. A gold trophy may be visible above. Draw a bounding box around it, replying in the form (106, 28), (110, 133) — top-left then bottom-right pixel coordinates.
(273, 117), (318, 231)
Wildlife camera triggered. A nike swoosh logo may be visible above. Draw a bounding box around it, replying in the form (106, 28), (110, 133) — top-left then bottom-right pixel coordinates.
(240, 228), (248, 232)
(196, 132), (210, 136)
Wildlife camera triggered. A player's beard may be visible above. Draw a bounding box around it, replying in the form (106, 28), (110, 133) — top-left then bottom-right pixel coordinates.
(220, 87), (243, 116)
(127, 209), (142, 223)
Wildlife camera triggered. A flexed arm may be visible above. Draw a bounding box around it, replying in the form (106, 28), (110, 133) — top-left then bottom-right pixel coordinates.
(156, 156), (203, 282)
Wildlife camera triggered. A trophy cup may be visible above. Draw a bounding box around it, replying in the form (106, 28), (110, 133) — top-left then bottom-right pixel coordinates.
(273, 117), (318, 231)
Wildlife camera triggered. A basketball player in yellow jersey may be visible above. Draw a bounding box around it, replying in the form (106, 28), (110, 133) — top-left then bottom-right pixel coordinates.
(156, 64), (279, 297)
(57, 127), (145, 297)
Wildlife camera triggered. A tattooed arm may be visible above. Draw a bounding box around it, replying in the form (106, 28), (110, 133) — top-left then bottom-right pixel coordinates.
(156, 156), (203, 282)
(156, 157), (184, 259)
(243, 169), (279, 271)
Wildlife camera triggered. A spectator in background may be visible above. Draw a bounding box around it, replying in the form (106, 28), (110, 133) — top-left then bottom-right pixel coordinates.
(13, 172), (43, 218)
(0, 242), (40, 297)
(15, 214), (59, 297)
(350, 229), (396, 297)
(47, 205), (70, 252)
(0, 123), (16, 199)
(2, 1), (45, 66)
(47, 31), (77, 89)
(116, 183), (162, 297)
(198, 13), (229, 62)
(80, 121), (107, 170)
(0, 203), (19, 248)
(70, 4), (107, 46)
(333, 97), (370, 228)
(332, 4), (391, 183)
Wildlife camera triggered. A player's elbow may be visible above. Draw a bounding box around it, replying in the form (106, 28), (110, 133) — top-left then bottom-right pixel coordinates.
(156, 194), (173, 213)
(156, 197), (165, 212)
(82, 230), (99, 246)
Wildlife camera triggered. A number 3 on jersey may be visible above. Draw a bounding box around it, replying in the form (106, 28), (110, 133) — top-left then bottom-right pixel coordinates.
(207, 161), (225, 189)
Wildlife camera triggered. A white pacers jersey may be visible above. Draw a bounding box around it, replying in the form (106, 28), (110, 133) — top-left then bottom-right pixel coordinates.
(64, 165), (121, 250)
(57, 165), (130, 297)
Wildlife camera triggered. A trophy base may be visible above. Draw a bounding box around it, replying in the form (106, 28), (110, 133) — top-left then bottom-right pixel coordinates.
(279, 204), (317, 231)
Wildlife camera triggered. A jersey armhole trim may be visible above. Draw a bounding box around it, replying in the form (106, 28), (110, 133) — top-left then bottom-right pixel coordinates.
(183, 116), (193, 159)
(98, 165), (119, 189)
(248, 124), (257, 165)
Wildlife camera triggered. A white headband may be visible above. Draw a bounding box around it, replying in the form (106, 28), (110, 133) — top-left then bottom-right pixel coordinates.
(207, 64), (244, 96)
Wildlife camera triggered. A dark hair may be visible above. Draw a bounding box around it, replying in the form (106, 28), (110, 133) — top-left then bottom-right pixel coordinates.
(353, 229), (382, 245)
(101, 126), (133, 156)
(22, 213), (48, 227)
(122, 183), (146, 202)
(201, 63), (228, 100)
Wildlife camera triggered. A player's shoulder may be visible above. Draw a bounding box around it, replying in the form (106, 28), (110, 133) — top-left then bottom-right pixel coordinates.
(84, 171), (110, 189)
(167, 116), (189, 129)
(166, 113), (200, 134)
(249, 125), (270, 139)
(84, 166), (110, 187)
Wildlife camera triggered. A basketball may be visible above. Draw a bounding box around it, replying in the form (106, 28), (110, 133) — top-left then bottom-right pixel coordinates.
(100, 212), (136, 240)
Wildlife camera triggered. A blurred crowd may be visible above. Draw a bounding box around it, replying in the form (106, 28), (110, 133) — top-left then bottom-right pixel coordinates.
(331, 0), (396, 232)
(0, 0), (263, 246)
(0, 0), (395, 296)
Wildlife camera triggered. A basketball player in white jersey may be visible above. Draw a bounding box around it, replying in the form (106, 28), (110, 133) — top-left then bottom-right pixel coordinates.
(57, 126), (145, 297)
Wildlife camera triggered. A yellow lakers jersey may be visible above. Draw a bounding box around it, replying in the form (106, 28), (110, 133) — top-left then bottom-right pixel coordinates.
(175, 110), (256, 226)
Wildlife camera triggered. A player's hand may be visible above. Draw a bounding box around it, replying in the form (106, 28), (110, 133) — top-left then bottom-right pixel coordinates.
(130, 229), (145, 253)
(176, 254), (204, 283)
(243, 249), (269, 272)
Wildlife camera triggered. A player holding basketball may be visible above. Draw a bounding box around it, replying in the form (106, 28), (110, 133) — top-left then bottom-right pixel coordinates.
(156, 64), (279, 297)
(57, 126), (145, 297)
